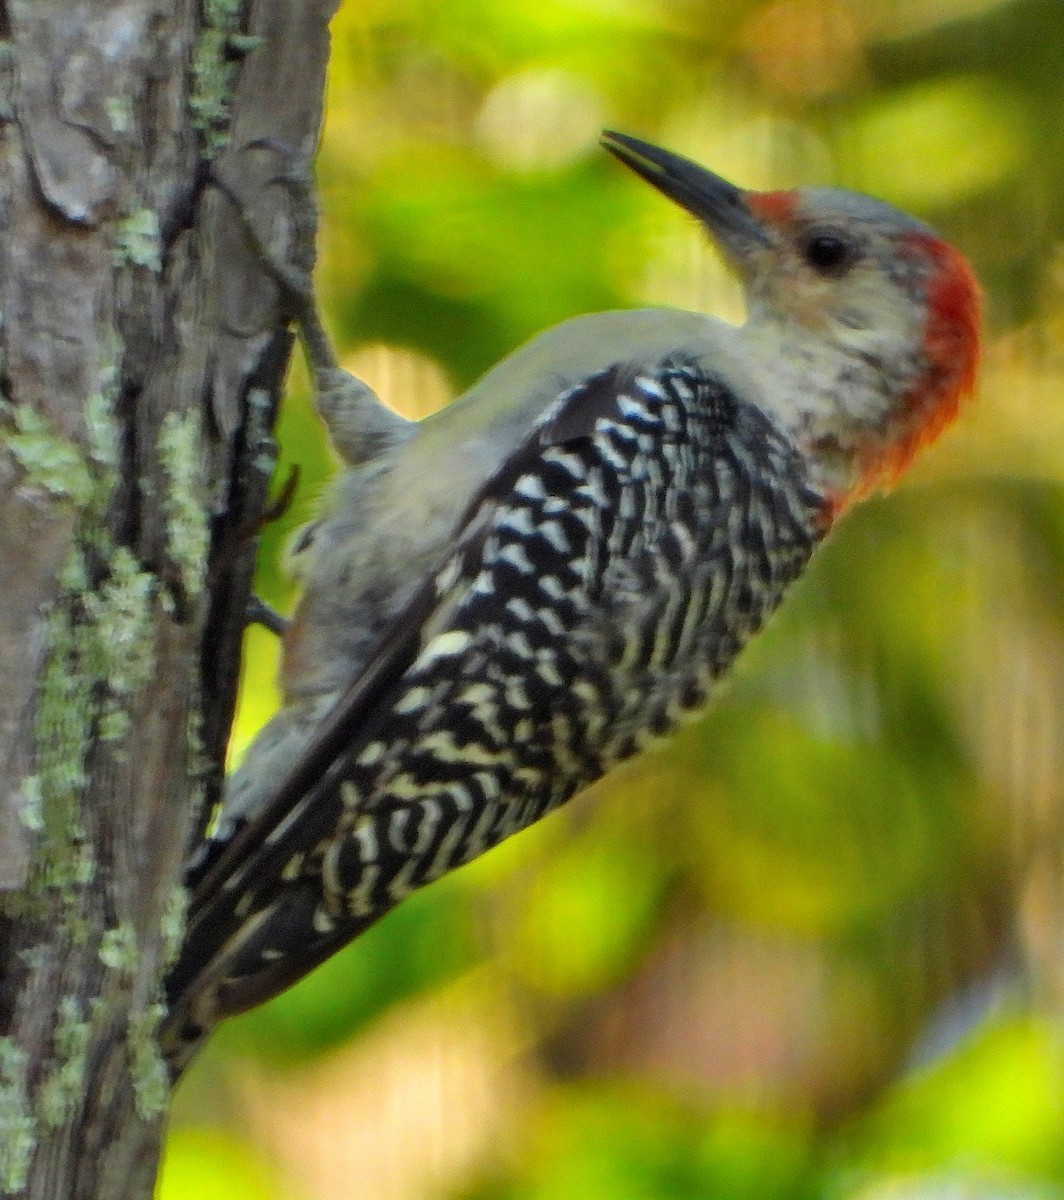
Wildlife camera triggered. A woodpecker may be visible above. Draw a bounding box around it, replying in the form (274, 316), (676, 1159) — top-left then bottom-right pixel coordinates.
(165, 133), (980, 1067)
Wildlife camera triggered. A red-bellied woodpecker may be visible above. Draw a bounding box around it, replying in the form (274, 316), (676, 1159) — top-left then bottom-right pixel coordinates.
(164, 132), (981, 1067)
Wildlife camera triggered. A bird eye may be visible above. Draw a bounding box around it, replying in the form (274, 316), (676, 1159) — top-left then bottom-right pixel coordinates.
(803, 233), (853, 276)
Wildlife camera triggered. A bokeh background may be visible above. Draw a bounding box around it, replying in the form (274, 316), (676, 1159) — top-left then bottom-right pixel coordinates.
(164, 1), (1064, 1197)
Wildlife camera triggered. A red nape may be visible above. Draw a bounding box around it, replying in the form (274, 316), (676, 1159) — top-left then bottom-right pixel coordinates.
(858, 232), (982, 496)
(746, 190), (799, 222)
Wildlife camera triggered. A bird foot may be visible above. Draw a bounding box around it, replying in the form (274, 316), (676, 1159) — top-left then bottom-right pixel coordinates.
(246, 594), (290, 636)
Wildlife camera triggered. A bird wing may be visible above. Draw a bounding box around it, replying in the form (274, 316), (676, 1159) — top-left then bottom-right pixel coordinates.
(167, 358), (825, 1042)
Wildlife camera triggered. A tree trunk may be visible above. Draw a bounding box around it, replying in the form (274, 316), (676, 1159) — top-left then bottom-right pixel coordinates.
(0, 1), (338, 1195)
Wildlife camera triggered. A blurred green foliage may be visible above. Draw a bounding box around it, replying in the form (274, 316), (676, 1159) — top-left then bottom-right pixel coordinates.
(158, 1128), (282, 1200)
(174, 0), (1064, 1197)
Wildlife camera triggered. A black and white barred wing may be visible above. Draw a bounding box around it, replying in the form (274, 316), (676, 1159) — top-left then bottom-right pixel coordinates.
(166, 361), (825, 1038)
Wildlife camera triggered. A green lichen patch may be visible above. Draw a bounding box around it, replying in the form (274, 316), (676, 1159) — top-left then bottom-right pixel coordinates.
(113, 209), (161, 272)
(83, 548), (157, 742)
(22, 368), (134, 896)
(0, 1039), (35, 1195)
(105, 95), (132, 136)
(19, 776), (42, 833)
(2, 404), (93, 506)
(161, 886), (189, 969)
(36, 997), (90, 1129)
(228, 33), (265, 54)
(190, 29), (233, 150)
(98, 923), (137, 974)
(58, 545), (89, 594)
(86, 336), (122, 474)
(31, 597), (97, 895)
(16, 945), (46, 972)
(190, 0), (246, 156)
(205, 0), (243, 26)
(1, 355), (118, 521)
(28, 539), (162, 891)
(158, 410), (209, 598)
(127, 1003), (168, 1120)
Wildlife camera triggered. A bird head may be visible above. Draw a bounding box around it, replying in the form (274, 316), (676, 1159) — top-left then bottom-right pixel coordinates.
(602, 131), (981, 512)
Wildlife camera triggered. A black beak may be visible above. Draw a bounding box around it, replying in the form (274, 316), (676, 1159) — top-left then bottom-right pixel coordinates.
(601, 131), (771, 257)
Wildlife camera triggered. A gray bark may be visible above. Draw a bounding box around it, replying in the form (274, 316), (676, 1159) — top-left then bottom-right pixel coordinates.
(0, 1), (338, 1195)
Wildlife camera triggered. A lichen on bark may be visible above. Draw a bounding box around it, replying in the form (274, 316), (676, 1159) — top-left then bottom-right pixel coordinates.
(0, 3), (341, 1196)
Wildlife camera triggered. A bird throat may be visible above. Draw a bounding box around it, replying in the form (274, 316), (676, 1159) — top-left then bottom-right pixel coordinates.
(739, 317), (929, 514)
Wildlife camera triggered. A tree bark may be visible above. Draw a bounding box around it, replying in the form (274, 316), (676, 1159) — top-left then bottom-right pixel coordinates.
(0, 1), (338, 1195)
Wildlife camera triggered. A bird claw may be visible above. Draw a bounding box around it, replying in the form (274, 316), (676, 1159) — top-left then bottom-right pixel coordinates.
(246, 594), (290, 636)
